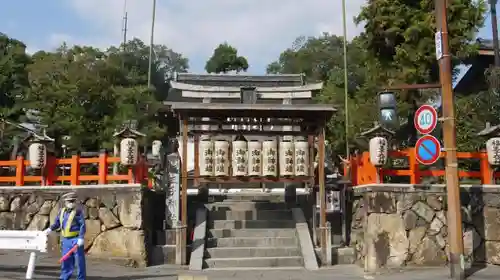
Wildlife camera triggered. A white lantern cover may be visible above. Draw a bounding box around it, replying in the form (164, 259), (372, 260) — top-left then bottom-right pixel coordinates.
(369, 137), (388, 166)
(248, 140), (262, 176)
(262, 140), (277, 176)
(120, 138), (138, 166)
(151, 140), (162, 157)
(486, 137), (500, 165)
(294, 139), (309, 176)
(232, 140), (248, 176)
(214, 140), (229, 176)
(279, 140), (294, 176)
(199, 139), (214, 176)
(28, 143), (47, 169)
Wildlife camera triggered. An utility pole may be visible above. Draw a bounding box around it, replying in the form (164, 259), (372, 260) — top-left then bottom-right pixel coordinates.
(342, 0), (349, 158)
(122, 0), (128, 48)
(435, 0), (465, 279)
(491, 0), (500, 66)
(147, 0), (157, 88)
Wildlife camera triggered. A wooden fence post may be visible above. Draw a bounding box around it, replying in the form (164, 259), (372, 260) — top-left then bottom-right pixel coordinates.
(70, 151), (80, 186)
(15, 156), (24, 186)
(408, 148), (420, 184)
(480, 151), (493, 184)
(98, 149), (108, 185)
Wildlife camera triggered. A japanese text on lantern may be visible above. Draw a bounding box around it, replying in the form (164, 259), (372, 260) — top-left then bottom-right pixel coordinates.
(284, 149), (294, 174)
(251, 149), (261, 174)
(492, 139), (500, 165)
(215, 148), (226, 173)
(235, 148), (246, 173)
(295, 149), (306, 174)
(266, 148), (276, 173)
(204, 148), (214, 173)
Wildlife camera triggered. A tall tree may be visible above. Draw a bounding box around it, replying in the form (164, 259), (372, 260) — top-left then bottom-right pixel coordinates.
(26, 39), (189, 153)
(355, 0), (486, 84)
(0, 33), (31, 158)
(205, 43), (248, 73)
(267, 34), (377, 155)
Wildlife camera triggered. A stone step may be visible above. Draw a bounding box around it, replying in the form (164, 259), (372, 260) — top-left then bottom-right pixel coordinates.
(208, 202), (288, 212)
(204, 256), (303, 268)
(207, 237), (297, 248)
(208, 228), (296, 238)
(209, 210), (292, 221)
(210, 219), (295, 229)
(205, 246), (301, 259)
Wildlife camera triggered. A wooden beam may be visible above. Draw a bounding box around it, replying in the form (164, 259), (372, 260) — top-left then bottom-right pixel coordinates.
(318, 128), (327, 258)
(181, 118), (188, 265)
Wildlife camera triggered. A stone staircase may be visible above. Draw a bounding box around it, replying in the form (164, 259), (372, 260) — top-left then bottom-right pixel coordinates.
(203, 198), (304, 269)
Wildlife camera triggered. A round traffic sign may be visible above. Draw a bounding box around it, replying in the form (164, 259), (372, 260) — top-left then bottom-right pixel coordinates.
(414, 105), (438, 134)
(415, 135), (441, 165)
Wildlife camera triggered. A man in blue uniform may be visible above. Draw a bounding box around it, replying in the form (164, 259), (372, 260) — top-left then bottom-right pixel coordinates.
(44, 192), (86, 280)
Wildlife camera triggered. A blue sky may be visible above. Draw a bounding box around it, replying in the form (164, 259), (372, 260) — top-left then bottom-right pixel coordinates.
(1, 0), (498, 75)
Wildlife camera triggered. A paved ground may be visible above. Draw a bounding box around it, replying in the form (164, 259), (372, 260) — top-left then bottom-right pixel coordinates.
(1, 251), (500, 280)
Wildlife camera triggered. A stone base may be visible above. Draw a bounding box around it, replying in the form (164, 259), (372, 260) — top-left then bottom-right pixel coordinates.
(350, 184), (500, 272)
(0, 185), (163, 267)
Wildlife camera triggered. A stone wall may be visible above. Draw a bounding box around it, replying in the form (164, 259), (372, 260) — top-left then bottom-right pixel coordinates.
(350, 185), (500, 272)
(0, 184), (161, 267)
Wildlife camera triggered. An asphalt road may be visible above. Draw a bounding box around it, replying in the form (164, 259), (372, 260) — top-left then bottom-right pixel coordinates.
(0, 251), (499, 280)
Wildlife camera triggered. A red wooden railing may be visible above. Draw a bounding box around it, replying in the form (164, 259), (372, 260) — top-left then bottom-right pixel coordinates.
(348, 148), (497, 186)
(0, 152), (150, 186)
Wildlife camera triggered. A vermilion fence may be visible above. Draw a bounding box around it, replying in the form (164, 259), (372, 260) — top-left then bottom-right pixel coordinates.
(348, 148), (497, 185)
(0, 153), (149, 186)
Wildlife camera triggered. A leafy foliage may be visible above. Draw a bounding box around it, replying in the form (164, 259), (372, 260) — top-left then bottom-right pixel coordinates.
(0, 33), (31, 158)
(355, 0), (486, 84)
(205, 43), (249, 73)
(1, 34), (189, 157)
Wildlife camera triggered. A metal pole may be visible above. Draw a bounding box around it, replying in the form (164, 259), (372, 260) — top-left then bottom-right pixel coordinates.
(147, 0), (157, 88)
(342, 0), (350, 158)
(435, 0), (464, 279)
(491, 0), (500, 66)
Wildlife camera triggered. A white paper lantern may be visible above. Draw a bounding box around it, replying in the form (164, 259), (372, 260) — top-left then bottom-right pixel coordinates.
(120, 138), (138, 166)
(279, 140), (295, 176)
(248, 140), (262, 176)
(214, 140), (229, 176)
(369, 137), (388, 167)
(152, 140), (162, 157)
(232, 140), (248, 176)
(199, 139), (214, 176)
(28, 143), (46, 169)
(294, 139), (309, 176)
(262, 140), (277, 176)
(486, 137), (500, 165)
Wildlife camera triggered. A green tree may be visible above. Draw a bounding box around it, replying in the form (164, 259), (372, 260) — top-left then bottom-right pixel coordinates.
(355, 0), (486, 84)
(205, 43), (249, 73)
(26, 39), (189, 153)
(0, 33), (31, 159)
(267, 34), (379, 155)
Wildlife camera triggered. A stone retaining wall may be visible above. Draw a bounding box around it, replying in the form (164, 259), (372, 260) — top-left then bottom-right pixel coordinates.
(0, 184), (159, 267)
(350, 185), (500, 272)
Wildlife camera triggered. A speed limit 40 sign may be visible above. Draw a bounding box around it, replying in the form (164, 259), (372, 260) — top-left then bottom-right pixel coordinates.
(414, 105), (438, 134)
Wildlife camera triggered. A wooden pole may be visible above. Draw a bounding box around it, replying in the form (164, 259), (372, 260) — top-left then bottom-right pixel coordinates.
(181, 117), (188, 265)
(435, 0), (464, 279)
(318, 128), (326, 258)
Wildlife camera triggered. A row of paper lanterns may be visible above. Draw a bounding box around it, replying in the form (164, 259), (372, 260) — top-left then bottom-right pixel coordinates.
(198, 139), (310, 177)
(28, 138), (141, 169)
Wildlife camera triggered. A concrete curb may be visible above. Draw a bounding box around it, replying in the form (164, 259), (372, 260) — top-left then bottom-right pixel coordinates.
(292, 208), (319, 270)
(189, 207), (207, 270)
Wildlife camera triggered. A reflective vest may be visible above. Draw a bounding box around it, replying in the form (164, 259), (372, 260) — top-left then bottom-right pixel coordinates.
(59, 208), (79, 238)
